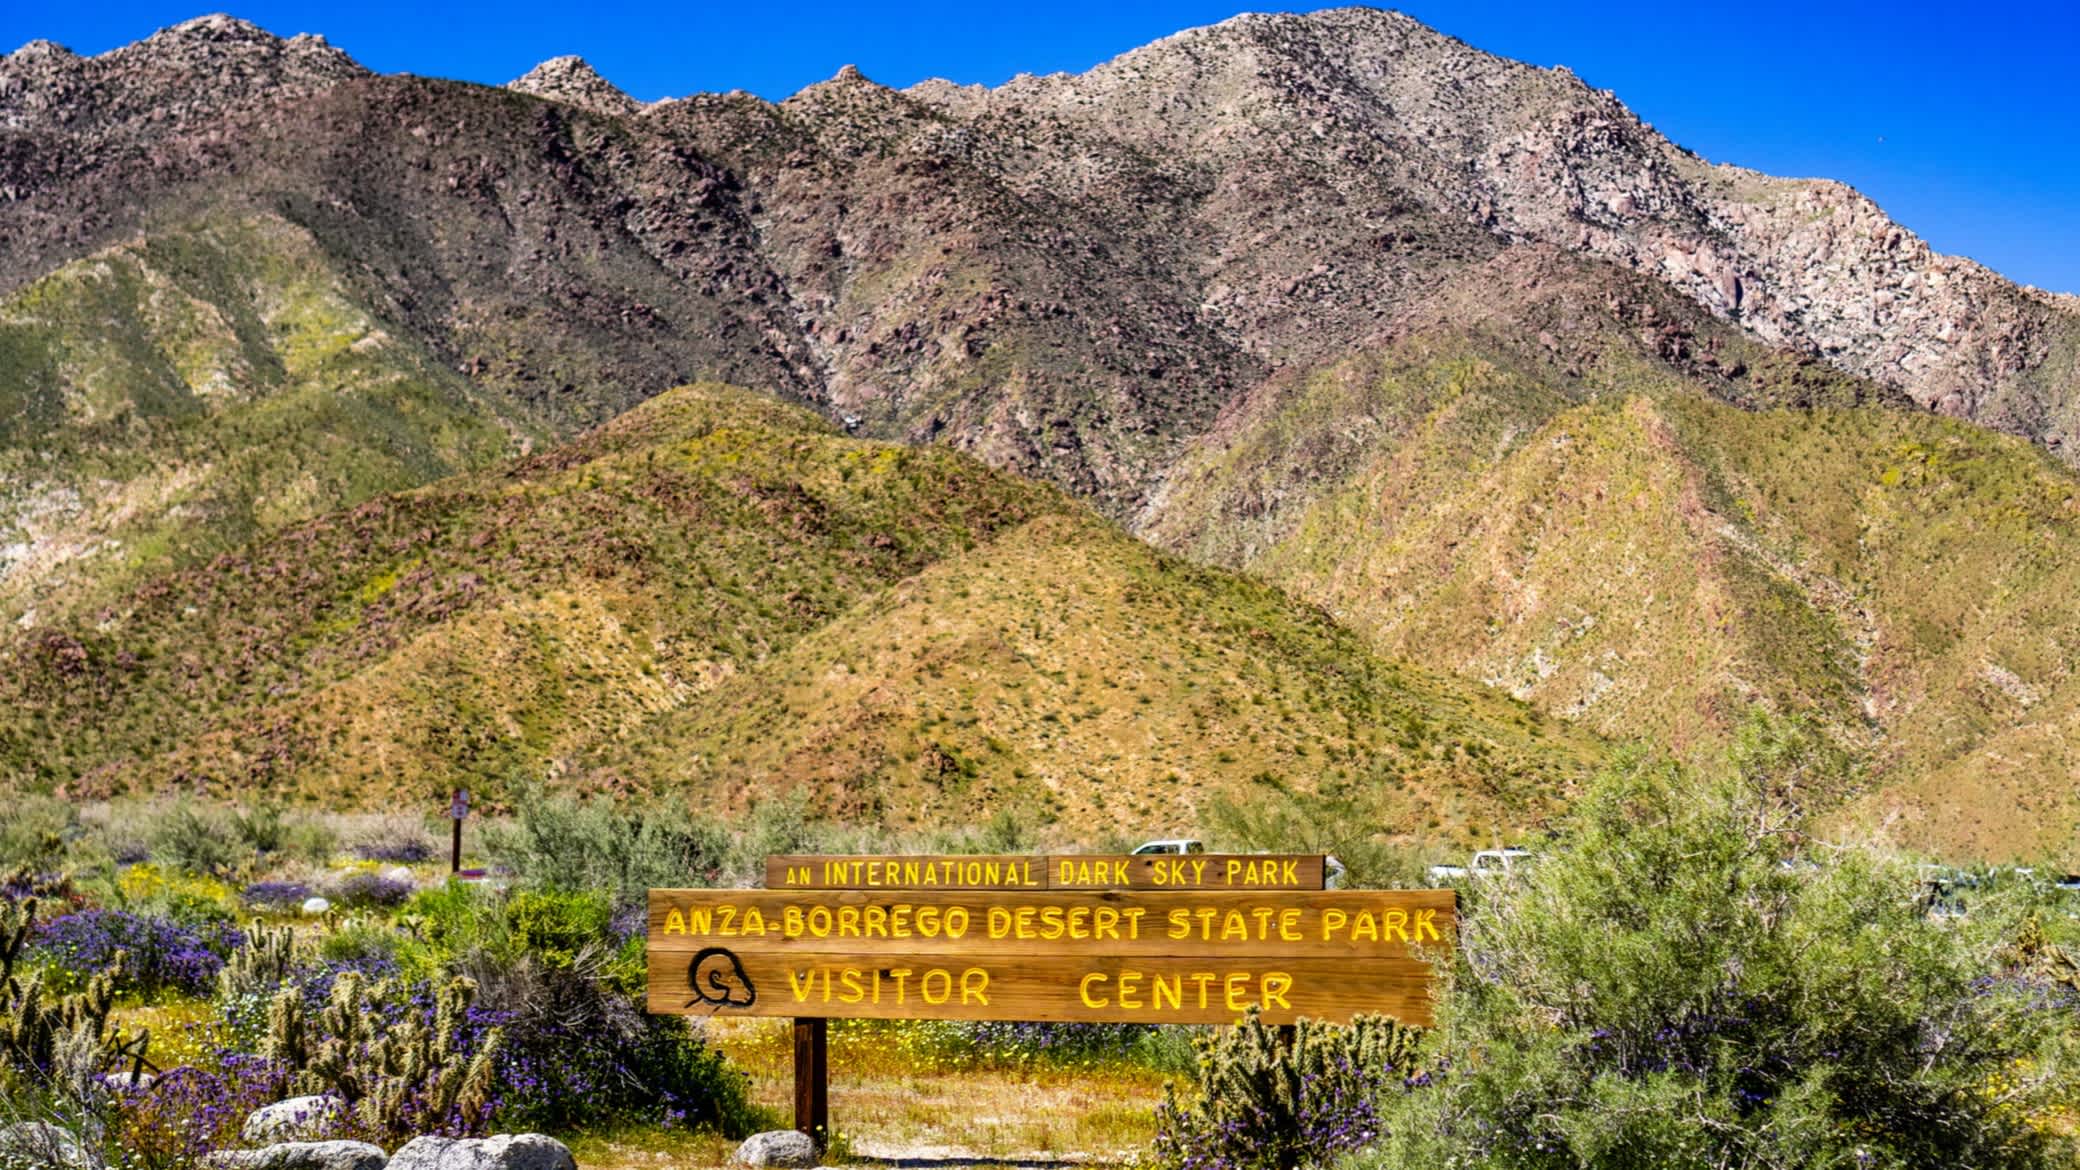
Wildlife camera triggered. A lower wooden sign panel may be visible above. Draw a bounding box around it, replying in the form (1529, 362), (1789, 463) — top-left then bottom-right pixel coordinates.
(646, 950), (1436, 1026)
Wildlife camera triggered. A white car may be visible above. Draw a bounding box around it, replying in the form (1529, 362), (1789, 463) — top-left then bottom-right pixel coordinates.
(1131, 839), (1205, 855)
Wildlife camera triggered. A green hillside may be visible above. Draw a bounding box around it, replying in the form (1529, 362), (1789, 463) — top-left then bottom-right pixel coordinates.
(0, 382), (1598, 843)
(0, 213), (537, 622)
(1144, 314), (2080, 863)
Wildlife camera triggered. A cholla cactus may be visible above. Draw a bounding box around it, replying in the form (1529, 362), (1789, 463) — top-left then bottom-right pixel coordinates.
(1156, 1008), (1422, 1170)
(217, 921), (301, 1003)
(1, 896), (152, 1085)
(263, 969), (502, 1141)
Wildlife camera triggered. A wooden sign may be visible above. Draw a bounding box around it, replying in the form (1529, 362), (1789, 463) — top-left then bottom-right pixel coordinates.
(765, 854), (1327, 891)
(647, 886), (1453, 1026)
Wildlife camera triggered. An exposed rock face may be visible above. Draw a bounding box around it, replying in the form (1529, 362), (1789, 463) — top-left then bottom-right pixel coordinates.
(0, 6), (2073, 502)
(506, 55), (639, 117)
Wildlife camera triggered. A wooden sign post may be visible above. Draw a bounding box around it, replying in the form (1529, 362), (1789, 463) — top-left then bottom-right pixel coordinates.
(648, 855), (1453, 1145)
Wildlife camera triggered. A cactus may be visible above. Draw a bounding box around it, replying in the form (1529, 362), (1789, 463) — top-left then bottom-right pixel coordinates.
(216, 921), (302, 1004)
(0, 896), (152, 1086)
(263, 969), (502, 1141)
(1155, 1008), (1422, 1170)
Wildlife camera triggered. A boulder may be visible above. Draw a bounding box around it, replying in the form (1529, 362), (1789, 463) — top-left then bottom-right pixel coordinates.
(387, 1134), (575, 1170)
(202, 1142), (387, 1170)
(0, 1122), (98, 1169)
(301, 896), (332, 916)
(241, 1097), (344, 1144)
(732, 1129), (818, 1168)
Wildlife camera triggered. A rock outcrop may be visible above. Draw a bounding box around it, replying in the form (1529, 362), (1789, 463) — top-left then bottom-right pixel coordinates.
(505, 55), (639, 117)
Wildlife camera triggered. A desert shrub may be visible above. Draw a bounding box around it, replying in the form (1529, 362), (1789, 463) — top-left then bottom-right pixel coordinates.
(487, 791), (730, 905)
(31, 909), (242, 997)
(280, 818), (339, 866)
(229, 805), (287, 855)
(0, 798), (74, 872)
(1203, 787), (1435, 889)
(348, 816), (436, 864)
(451, 949), (750, 1133)
(326, 871), (414, 909)
(729, 790), (827, 875)
(86, 803), (158, 866)
(1152, 1010), (1420, 1170)
(150, 803), (242, 877)
(1364, 734), (2080, 1170)
(503, 889), (614, 971)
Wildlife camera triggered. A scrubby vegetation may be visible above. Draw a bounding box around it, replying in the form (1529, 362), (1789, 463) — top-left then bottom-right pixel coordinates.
(3, 714), (2075, 1167)
(0, 382), (1596, 850)
(1148, 716), (2080, 1170)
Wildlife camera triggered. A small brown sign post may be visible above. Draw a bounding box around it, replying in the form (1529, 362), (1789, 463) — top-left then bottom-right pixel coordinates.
(648, 855), (1453, 1145)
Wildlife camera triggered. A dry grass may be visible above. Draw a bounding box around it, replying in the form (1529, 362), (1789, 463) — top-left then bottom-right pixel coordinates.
(684, 1019), (1168, 1167)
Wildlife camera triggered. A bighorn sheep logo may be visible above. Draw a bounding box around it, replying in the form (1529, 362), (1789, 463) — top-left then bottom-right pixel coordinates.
(687, 947), (756, 1009)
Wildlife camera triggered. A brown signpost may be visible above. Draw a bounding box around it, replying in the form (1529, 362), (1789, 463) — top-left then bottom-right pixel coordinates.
(648, 856), (1452, 1146)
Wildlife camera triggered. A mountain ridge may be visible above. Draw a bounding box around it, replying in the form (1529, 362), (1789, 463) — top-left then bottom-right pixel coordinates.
(3, 10), (2077, 861)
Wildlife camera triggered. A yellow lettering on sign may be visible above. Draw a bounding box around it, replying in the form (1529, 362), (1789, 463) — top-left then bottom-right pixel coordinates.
(664, 909), (686, 935)
(1153, 973), (1181, 1010)
(1225, 973), (1250, 1013)
(1383, 909), (1408, 942)
(1079, 973), (1109, 1008)
(1415, 908), (1441, 941)
(1262, 972), (1293, 1009)
(922, 969), (951, 1005)
(1118, 971), (1143, 1009)
(960, 967), (990, 1005)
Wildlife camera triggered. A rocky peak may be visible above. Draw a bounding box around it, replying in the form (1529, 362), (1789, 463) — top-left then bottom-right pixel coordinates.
(506, 55), (639, 117)
(7, 40), (77, 64)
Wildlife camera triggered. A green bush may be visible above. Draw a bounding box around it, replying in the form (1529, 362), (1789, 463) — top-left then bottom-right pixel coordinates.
(150, 803), (240, 876)
(0, 797), (73, 872)
(1202, 788), (1435, 889)
(1364, 727), (2080, 1170)
(503, 889), (613, 970)
(487, 789), (731, 903)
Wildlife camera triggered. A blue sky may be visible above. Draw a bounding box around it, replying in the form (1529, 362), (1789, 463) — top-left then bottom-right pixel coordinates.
(8, 1), (2076, 293)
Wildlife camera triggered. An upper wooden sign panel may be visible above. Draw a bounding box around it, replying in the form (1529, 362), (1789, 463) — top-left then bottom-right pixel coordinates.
(764, 854), (1327, 892)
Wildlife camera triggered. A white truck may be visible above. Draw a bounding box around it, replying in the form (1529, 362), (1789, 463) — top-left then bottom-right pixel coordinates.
(1428, 847), (1534, 884)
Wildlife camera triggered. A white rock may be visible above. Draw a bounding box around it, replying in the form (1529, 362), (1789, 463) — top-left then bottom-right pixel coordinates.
(732, 1129), (819, 1168)
(382, 866), (415, 885)
(387, 1134), (575, 1170)
(240, 1096), (343, 1145)
(300, 896), (332, 916)
(202, 1142), (387, 1170)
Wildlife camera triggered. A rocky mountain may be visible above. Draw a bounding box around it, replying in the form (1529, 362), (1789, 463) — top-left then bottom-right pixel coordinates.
(1, 10), (2074, 858)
